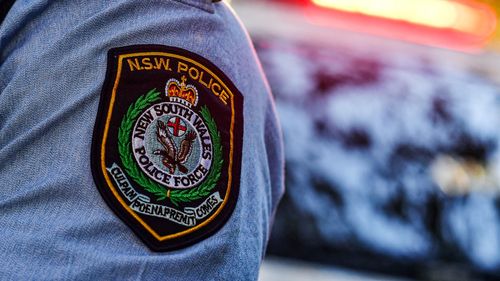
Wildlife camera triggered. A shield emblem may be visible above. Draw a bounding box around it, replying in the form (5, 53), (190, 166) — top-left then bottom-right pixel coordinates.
(91, 45), (243, 251)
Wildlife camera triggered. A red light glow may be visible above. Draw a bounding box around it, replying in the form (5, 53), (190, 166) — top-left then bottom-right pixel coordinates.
(309, 0), (497, 52)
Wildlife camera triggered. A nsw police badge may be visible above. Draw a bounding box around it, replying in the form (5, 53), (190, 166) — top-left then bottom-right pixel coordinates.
(91, 45), (243, 251)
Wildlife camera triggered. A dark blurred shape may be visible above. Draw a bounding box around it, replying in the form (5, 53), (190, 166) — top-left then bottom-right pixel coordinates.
(255, 37), (500, 281)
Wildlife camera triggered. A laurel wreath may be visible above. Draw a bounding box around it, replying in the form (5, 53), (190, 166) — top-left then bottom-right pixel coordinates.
(118, 89), (223, 206)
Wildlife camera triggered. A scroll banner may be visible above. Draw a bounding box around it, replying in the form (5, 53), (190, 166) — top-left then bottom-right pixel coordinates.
(107, 163), (222, 227)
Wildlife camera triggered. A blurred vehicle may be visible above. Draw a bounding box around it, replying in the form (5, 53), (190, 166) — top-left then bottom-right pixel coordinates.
(232, 0), (500, 280)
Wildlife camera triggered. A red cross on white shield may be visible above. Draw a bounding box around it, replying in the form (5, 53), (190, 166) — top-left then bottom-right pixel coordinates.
(167, 116), (187, 137)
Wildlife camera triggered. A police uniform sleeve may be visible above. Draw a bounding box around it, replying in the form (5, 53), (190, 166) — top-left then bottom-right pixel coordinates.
(0, 0), (284, 280)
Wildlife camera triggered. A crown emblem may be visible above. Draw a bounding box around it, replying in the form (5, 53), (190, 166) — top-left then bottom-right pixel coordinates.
(165, 75), (199, 107)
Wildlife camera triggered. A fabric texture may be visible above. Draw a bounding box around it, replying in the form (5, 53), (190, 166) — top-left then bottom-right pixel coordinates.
(0, 0), (284, 280)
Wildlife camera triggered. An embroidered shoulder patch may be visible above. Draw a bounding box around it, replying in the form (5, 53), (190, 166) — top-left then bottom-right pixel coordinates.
(91, 45), (243, 251)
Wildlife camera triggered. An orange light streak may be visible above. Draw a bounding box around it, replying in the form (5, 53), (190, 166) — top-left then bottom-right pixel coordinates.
(309, 0), (497, 51)
(312, 0), (496, 35)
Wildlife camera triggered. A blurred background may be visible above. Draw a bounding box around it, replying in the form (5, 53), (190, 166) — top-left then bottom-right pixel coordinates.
(227, 0), (500, 280)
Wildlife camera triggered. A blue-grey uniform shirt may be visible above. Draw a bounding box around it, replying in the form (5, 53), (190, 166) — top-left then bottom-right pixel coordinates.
(0, 0), (284, 280)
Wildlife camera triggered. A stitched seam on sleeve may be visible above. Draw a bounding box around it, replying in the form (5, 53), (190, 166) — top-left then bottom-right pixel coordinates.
(170, 0), (214, 13)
